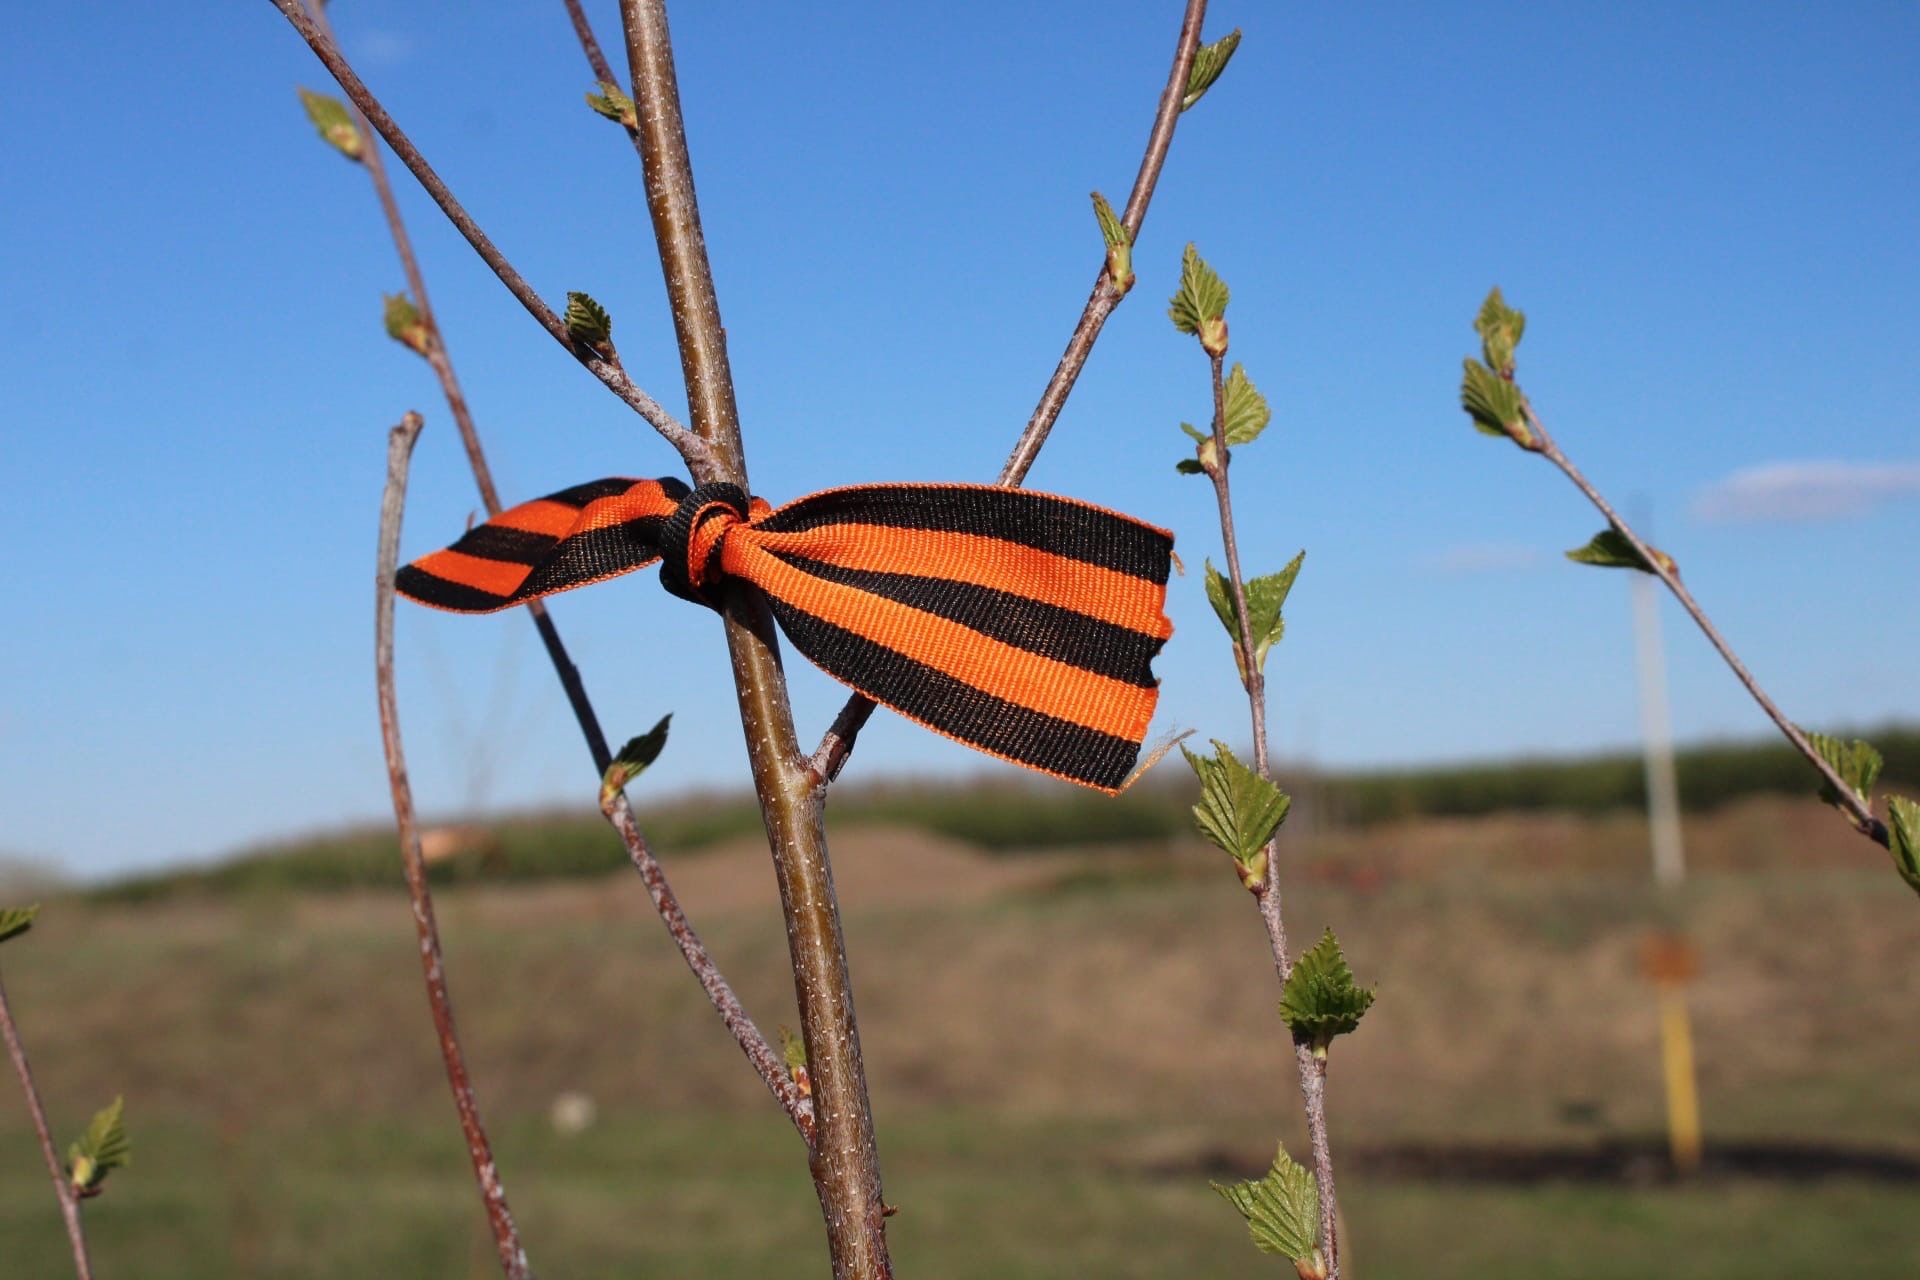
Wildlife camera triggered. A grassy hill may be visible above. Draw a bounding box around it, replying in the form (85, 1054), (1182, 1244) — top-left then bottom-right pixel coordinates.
(95, 725), (1920, 900)
(5, 800), (1918, 1277)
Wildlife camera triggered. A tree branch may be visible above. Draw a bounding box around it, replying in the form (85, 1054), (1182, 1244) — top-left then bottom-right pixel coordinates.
(303, 0), (800, 1140)
(298, 0), (613, 771)
(1202, 356), (1346, 1278)
(1523, 403), (1891, 848)
(560, 0), (653, 170)
(269, 0), (709, 469)
(997, 0), (1209, 487)
(617, 3), (891, 1275)
(0, 965), (93, 1280)
(806, 0), (1210, 784)
(375, 412), (533, 1280)
(563, 0), (623, 89)
(601, 792), (815, 1140)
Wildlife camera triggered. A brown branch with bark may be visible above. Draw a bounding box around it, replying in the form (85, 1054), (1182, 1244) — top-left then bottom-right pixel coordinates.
(1521, 404), (1891, 848)
(807, 0), (1211, 785)
(271, 0), (708, 468)
(297, 0), (610, 772)
(561, 0), (649, 173)
(601, 793), (816, 1137)
(285, 2), (1230, 1275)
(375, 412), (532, 1280)
(297, 0), (808, 1140)
(1197, 354), (1346, 1278)
(0, 949), (94, 1280)
(615, 2), (890, 1273)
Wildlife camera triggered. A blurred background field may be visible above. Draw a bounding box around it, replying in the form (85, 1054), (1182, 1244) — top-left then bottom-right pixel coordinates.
(4, 730), (1919, 1276)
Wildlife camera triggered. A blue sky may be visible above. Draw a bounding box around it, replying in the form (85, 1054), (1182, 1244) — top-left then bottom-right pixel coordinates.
(3, 3), (1916, 878)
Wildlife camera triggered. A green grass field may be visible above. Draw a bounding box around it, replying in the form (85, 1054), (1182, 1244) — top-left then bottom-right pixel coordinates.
(5, 796), (1919, 1275)
(9, 1110), (1919, 1278)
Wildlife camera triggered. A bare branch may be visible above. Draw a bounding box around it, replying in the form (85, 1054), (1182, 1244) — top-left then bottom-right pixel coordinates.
(375, 412), (533, 1280)
(305, 0), (797, 1166)
(1201, 356), (1346, 1277)
(268, 0), (710, 469)
(998, 0), (1210, 487)
(563, 0), (623, 88)
(807, 0), (1211, 784)
(0, 966), (93, 1280)
(1522, 403), (1891, 848)
(298, 0), (615, 770)
(601, 792), (815, 1141)
(560, 0), (655, 172)
(618, 2), (892, 1273)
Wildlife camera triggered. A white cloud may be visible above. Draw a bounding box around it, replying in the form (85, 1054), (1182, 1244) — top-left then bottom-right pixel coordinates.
(1419, 542), (1543, 574)
(1692, 460), (1920, 524)
(356, 29), (414, 66)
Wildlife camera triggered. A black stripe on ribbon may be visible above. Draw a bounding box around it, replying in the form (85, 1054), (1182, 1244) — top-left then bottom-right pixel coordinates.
(760, 485), (1173, 585)
(767, 550), (1163, 689)
(764, 594), (1144, 790)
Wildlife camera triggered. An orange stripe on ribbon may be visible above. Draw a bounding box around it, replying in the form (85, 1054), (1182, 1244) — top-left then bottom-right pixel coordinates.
(396, 477), (1173, 790)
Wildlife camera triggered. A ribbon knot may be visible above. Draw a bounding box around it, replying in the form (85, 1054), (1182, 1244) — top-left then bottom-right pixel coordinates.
(658, 481), (751, 607)
(396, 475), (1175, 792)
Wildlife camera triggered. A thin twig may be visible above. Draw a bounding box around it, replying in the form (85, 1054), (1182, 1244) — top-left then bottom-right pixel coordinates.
(602, 792), (815, 1140)
(1522, 403), (1890, 848)
(299, 0), (614, 772)
(617, 3), (892, 1275)
(0, 967), (93, 1280)
(806, 0), (1211, 784)
(308, 0), (799, 1150)
(563, 0), (624, 93)
(269, 0), (710, 470)
(1202, 356), (1345, 1278)
(561, 0), (652, 170)
(376, 412), (533, 1280)
(996, 0), (1210, 487)
(307, 0), (795, 1126)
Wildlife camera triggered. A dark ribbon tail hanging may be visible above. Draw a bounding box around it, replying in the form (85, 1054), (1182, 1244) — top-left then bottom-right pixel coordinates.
(396, 477), (1175, 792)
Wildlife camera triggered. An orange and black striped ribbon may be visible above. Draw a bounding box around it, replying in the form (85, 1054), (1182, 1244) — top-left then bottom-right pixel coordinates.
(396, 477), (1173, 792)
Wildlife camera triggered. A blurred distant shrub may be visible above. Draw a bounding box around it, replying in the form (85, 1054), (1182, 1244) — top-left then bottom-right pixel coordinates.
(90, 725), (1917, 900)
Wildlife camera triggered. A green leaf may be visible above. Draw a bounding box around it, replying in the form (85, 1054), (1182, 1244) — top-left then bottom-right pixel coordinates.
(1168, 244), (1230, 355)
(1220, 363), (1271, 445)
(383, 293), (431, 357)
(1565, 529), (1676, 575)
(599, 714), (671, 809)
(1203, 559), (1238, 638)
(67, 1096), (129, 1197)
(584, 81), (638, 128)
(1176, 422), (1218, 477)
(1203, 560), (1249, 681)
(1091, 190), (1129, 248)
(297, 88), (364, 161)
(777, 1026), (809, 1076)
(1800, 727), (1883, 811)
(1888, 796), (1920, 897)
(1245, 554), (1305, 671)
(1182, 28), (1243, 112)
(1474, 286), (1526, 376)
(1204, 554), (1304, 678)
(565, 291), (614, 355)
(1279, 929), (1375, 1055)
(1459, 358), (1531, 444)
(1091, 191), (1134, 294)
(1182, 741), (1290, 883)
(0, 904), (38, 946)
(1212, 1141), (1320, 1266)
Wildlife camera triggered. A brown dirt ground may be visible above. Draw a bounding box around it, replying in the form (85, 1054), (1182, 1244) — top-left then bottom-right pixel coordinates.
(8, 798), (1915, 1168)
